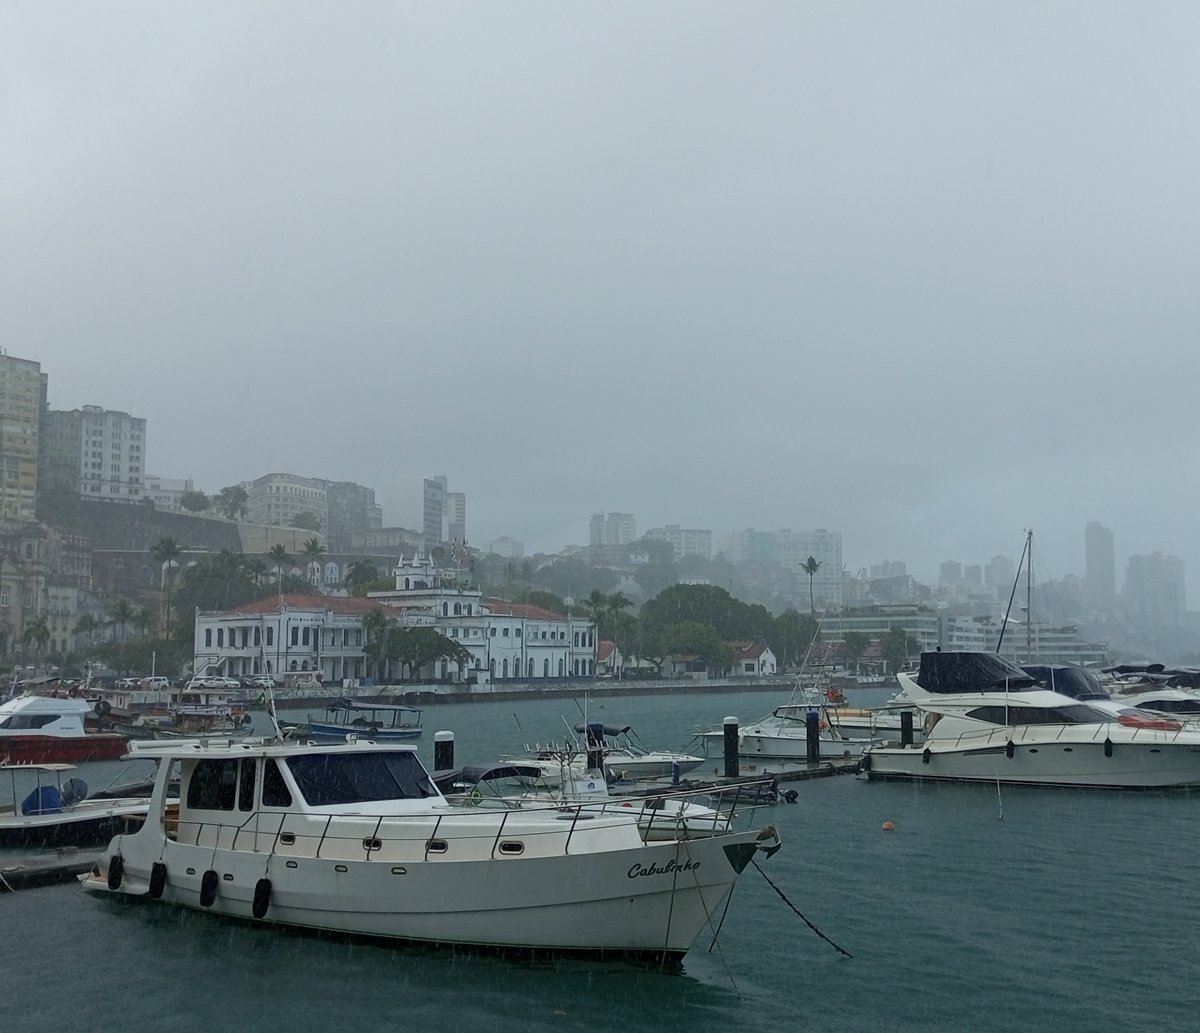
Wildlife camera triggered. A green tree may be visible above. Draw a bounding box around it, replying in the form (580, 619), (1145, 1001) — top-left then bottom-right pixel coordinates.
(268, 544), (290, 586)
(801, 556), (822, 616)
(879, 627), (921, 675)
(215, 485), (250, 520)
(388, 626), (472, 679)
(179, 489), (210, 513)
(362, 607), (393, 681)
(662, 621), (737, 673)
(346, 560), (383, 595)
(22, 614), (50, 668)
(149, 536), (183, 638)
(843, 631), (870, 674)
(243, 558), (268, 586)
(302, 538), (327, 588)
(109, 598), (135, 643)
(291, 511), (321, 532)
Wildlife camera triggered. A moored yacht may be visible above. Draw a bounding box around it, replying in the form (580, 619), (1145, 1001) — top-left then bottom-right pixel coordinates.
(0, 694), (128, 764)
(862, 652), (1200, 789)
(81, 737), (782, 961)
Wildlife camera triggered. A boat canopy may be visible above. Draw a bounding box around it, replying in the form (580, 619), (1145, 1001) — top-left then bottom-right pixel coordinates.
(1020, 664), (1109, 701)
(326, 697), (422, 715)
(433, 763), (545, 795)
(573, 722), (633, 738)
(915, 652), (1037, 693)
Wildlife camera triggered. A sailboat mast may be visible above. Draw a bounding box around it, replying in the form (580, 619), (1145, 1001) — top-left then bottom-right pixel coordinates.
(1025, 529), (1033, 660)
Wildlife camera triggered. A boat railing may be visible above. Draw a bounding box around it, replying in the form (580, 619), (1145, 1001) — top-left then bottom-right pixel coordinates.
(169, 779), (777, 860)
(934, 720), (1195, 753)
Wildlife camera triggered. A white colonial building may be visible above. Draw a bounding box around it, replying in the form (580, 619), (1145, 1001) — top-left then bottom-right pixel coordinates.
(193, 551), (598, 685)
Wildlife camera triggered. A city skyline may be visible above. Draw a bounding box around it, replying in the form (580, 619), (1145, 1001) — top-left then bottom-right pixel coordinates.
(6, 4), (1198, 608)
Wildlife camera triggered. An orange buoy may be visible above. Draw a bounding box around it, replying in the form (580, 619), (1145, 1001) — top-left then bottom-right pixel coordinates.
(881, 821), (896, 832)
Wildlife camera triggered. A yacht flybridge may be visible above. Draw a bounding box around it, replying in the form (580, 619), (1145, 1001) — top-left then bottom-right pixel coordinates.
(862, 652), (1200, 789)
(81, 737), (781, 961)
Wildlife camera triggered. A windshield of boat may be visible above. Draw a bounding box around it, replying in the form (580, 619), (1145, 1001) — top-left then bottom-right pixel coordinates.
(965, 704), (1116, 726)
(284, 751), (437, 806)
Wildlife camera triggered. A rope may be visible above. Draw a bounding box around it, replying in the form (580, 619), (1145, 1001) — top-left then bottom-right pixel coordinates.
(751, 859), (853, 958)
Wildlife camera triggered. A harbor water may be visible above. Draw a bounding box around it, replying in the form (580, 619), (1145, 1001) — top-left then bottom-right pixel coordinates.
(6, 686), (1199, 1033)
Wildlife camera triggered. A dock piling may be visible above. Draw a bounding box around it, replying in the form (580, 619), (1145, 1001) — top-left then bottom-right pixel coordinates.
(433, 730), (454, 771)
(723, 717), (739, 778)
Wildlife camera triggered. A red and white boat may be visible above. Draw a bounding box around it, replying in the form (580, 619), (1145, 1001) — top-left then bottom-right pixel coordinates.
(0, 694), (128, 764)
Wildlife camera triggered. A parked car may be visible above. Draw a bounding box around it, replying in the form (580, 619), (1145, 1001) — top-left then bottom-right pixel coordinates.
(188, 675), (241, 691)
(139, 676), (171, 691)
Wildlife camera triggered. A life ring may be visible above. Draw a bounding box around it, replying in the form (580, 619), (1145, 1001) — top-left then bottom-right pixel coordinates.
(826, 687), (837, 702)
(469, 787), (482, 806)
(94, 700), (112, 718)
(817, 719), (826, 731)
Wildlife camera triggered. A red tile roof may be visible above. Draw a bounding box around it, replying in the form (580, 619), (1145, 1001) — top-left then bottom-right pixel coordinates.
(597, 640), (616, 661)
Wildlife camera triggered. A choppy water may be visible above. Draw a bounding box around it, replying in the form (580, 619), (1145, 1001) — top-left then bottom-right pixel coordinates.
(7, 686), (1200, 1033)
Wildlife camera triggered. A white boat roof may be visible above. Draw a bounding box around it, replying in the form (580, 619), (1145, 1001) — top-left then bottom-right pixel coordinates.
(0, 693), (94, 715)
(126, 737), (421, 761)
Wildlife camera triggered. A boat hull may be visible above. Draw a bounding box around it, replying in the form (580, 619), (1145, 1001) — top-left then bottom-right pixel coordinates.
(864, 739), (1200, 789)
(83, 818), (769, 957)
(0, 733), (128, 764)
(0, 810), (146, 849)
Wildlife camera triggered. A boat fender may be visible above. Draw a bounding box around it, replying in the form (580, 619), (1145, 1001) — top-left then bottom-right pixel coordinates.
(859, 751), (872, 772)
(1005, 740), (1015, 760)
(148, 861), (167, 899)
(94, 699), (112, 718)
(783, 789), (798, 804)
(107, 854), (124, 891)
(1104, 737), (1113, 758)
(252, 878), (272, 919)
(200, 869), (219, 908)
(921, 747), (932, 765)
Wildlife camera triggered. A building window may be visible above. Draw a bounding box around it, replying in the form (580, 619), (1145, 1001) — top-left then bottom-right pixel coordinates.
(302, 627), (310, 646)
(502, 627), (509, 637)
(217, 629), (224, 647)
(254, 627), (261, 647)
(266, 627), (274, 646)
(205, 628), (212, 647)
(291, 627), (299, 646)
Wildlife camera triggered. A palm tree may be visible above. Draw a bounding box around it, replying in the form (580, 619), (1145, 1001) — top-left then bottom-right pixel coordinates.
(149, 536), (183, 638)
(345, 560), (380, 595)
(109, 598), (134, 643)
(269, 544), (290, 587)
(801, 556), (822, 616)
(73, 613), (98, 651)
(243, 558), (269, 587)
(22, 614), (50, 671)
(302, 538), (326, 589)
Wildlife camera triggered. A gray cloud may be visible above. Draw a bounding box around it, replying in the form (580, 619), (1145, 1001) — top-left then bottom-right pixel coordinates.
(3, 2), (1198, 597)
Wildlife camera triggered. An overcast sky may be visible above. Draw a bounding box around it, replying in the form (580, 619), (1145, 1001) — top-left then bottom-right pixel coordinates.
(3, 2), (1198, 599)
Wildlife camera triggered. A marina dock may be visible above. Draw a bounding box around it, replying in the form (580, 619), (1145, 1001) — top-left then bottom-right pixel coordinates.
(1, 849), (99, 892)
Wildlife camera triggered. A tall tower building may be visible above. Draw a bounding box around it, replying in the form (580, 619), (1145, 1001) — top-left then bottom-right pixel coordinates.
(445, 492), (466, 544)
(423, 476), (448, 544)
(1124, 551), (1185, 627)
(0, 353), (47, 523)
(1084, 521), (1116, 607)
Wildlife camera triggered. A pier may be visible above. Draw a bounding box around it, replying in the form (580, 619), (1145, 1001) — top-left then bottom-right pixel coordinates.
(1, 849), (99, 892)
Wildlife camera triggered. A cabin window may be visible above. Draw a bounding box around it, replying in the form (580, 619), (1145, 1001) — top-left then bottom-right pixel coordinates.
(262, 760), (293, 807)
(284, 752), (436, 806)
(966, 704), (1116, 726)
(238, 759), (256, 812)
(187, 759), (239, 811)
(0, 713), (58, 730)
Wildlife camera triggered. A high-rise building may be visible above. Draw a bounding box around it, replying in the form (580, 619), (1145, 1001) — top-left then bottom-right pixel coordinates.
(776, 528), (843, 609)
(985, 555), (1016, 590)
(0, 353), (47, 523)
(244, 473), (328, 531)
(445, 492), (466, 544)
(326, 481), (384, 553)
(939, 560), (962, 585)
(41, 404), (146, 505)
(423, 476), (447, 544)
(588, 512), (637, 548)
(644, 525), (712, 561)
(1124, 552), (1186, 627)
(1084, 521), (1116, 606)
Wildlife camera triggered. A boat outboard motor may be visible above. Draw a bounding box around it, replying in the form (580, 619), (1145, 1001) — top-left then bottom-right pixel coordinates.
(61, 777), (88, 807)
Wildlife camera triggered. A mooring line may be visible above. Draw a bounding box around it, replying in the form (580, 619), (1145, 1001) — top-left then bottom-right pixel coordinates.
(751, 859), (853, 958)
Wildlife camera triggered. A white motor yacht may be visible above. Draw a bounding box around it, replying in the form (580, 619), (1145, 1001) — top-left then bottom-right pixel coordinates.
(697, 701), (879, 761)
(81, 737), (782, 961)
(863, 652), (1200, 789)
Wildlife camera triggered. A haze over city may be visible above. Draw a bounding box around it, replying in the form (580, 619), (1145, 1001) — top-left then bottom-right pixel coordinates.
(4, 3), (1198, 598)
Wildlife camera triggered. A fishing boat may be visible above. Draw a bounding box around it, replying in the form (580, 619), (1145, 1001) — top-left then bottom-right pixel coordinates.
(300, 698), (422, 743)
(125, 683), (255, 741)
(81, 737), (782, 961)
(0, 694), (128, 764)
(0, 763), (154, 849)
